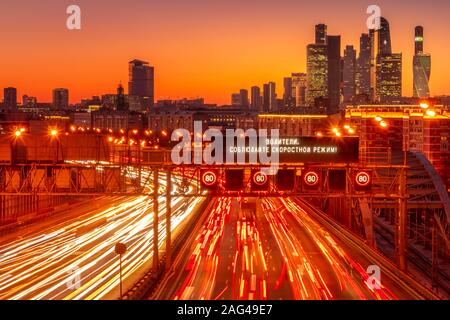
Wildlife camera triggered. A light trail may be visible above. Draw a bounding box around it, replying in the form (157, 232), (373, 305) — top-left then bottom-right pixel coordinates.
(0, 170), (205, 300)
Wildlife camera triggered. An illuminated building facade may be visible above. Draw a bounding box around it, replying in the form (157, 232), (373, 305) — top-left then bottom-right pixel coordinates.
(376, 53), (402, 103)
(306, 44), (328, 105)
(345, 104), (450, 187)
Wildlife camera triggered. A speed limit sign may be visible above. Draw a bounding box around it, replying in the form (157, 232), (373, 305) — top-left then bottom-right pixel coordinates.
(201, 170), (219, 190)
(303, 171), (320, 187)
(251, 170), (269, 191)
(253, 171), (267, 186)
(354, 170), (372, 191)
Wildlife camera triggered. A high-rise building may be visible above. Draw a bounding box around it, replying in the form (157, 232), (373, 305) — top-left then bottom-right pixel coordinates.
(343, 45), (357, 103)
(251, 86), (262, 111)
(376, 53), (402, 103)
(378, 17), (392, 55)
(327, 35), (341, 113)
(231, 93), (241, 106)
(52, 88), (69, 109)
(3, 87), (17, 110)
(356, 33), (371, 96)
(128, 59), (154, 109)
(306, 44), (328, 105)
(413, 26), (431, 98)
(315, 24), (327, 45)
(370, 17), (397, 102)
(231, 89), (249, 107)
(415, 26), (424, 54)
(283, 77), (293, 107)
(240, 89), (249, 107)
(263, 82), (277, 112)
(292, 73), (307, 107)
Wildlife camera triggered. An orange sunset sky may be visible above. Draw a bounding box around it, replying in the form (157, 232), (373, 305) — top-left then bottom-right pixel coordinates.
(0, 0), (450, 105)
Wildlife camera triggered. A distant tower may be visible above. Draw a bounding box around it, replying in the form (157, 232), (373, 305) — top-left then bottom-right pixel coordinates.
(327, 35), (341, 113)
(250, 86), (262, 111)
(52, 88), (69, 109)
(117, 83), (127, 111)
(3, 87), (17, 110)
(128, 59), (154, 109)
(306, 44), (328, 105)
(413, 26), (431, 98)
(283, 77), (293, 108)
(343, 45), (357, 102)
(356, 33), (371, 96)
(315, 24), (327, 45)
(291, 73), (307, 108)
(263, 82), (277, 112)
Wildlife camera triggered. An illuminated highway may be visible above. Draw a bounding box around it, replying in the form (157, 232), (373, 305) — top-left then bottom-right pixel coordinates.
(153, 196), (428, 300)
(0, 172), (205, 300)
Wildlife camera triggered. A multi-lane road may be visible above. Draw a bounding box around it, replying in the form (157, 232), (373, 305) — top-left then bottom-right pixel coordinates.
(153, 196), (434, 300)
(0, 172), (205, 300)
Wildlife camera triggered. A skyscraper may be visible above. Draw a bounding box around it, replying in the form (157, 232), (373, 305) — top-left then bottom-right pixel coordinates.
(52, 88), (69, 109)
(315, 24), (327, 45)
(292, 73), (307, 108)
(128, 59), (154, 109)
(356, 33), (371, 96)
(343, 45), (357, 103)
(3, 87), (17, 110)
(415, 26), (424, 54)
(263, 82), (277, 112)
(283, 77), (293, 107)
(231, 93), (241, 106)
(327, 35), (341, 113)
(370, 17), (401, 103)
(240, 89), (249, 107)
(251, 86), (262, 111)
(377, 53), (402, 103)
(306, 44), (328, 105)
(413, 26), (431, 98)
(378, 17), (392, 55)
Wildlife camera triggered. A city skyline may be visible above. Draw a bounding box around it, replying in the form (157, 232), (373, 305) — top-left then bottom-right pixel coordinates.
(1, 0), (450, 105)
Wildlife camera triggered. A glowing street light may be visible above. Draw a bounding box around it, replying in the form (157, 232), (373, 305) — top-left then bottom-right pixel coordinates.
(348, 128), (355, 134)
(375, 116), (383, 122)
(426, 110), (436, 117)
(50, 129), (58, 137)
(14, 130), (21, 137)
(335, 131), (342, 137)
(420, 102), (430, 109)
(316, 132), (323, 137)
(380, 121), (388, 128)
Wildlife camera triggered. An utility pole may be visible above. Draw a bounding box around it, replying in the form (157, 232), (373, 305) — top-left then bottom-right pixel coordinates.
(398, 166), (408, 272)
(153, 169), (159, 274)
(166, 169), (172, 269)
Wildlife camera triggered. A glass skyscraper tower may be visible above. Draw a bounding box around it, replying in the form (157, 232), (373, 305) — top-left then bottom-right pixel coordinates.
(413, 26), (431, 98)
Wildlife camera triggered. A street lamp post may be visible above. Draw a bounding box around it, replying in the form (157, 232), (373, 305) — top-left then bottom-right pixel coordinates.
(115, 242), (127, 300)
